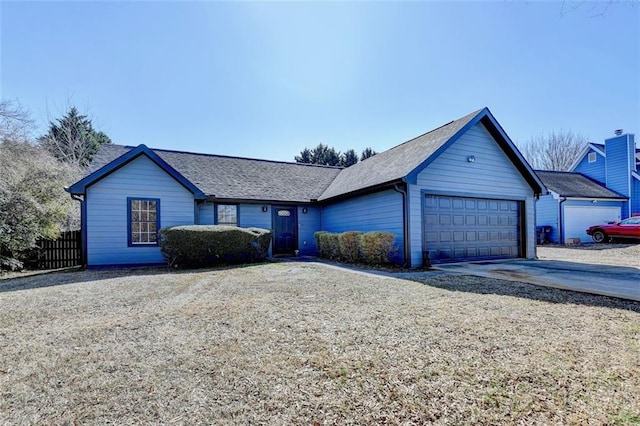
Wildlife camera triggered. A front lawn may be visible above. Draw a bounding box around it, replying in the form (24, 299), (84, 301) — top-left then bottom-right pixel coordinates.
(1, 263), (638, 424)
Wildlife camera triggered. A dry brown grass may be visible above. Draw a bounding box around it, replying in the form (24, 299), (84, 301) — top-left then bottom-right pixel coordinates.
(1, 262), (639, 425)
(538, 243), (640, 268)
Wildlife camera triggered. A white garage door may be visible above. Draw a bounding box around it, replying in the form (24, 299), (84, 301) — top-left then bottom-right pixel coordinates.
(424, 194), (521, 263)
(563, 206), (621, 243)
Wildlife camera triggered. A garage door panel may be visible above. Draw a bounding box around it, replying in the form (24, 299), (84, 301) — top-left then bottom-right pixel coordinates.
(424, 194), (521, 263)
(563, 206), (621, 243)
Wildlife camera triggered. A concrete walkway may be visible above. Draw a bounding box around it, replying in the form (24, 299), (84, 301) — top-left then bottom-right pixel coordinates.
(431, 259), (640, 302)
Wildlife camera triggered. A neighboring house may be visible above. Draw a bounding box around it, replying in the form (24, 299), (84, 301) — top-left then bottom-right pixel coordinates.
(67, 107), (544, 268)
(535, 171), (627, 243)
(535, 132), (638, 244)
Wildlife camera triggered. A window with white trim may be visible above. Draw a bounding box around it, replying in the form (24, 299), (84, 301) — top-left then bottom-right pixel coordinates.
(588, 152), (597, 163)
(217, 204), (238, 226)
(128, 198), (160, 246)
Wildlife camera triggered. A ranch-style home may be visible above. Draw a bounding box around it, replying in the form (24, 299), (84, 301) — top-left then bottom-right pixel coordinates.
(67, 107), (545, 268)
(535, 132), (638, 243)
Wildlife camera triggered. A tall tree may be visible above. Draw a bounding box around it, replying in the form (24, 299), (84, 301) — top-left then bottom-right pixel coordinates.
(295, 144), (377, 167)
(38, 106), (112, 168)
(294, 147), (312, 164)
(519, 129), (587, 171)
(1, 102), (78, 270)
(340, 149), (359, 167)
(360, 147), (377, 161)
(295, 143), (341, 166)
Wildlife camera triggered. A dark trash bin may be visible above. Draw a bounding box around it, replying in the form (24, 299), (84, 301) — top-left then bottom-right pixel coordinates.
(536, 226), (552, 244)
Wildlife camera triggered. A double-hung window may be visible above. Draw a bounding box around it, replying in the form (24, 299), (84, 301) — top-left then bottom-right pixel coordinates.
(128, 198), (160, 246)
(216, 204), (238, 226)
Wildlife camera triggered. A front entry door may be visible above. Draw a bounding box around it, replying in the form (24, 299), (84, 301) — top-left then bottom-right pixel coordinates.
(273, 206), (297, 255)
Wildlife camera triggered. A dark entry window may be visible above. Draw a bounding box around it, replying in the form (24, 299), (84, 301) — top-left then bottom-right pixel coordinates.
(217, 204), (238, 226)
(128, 198), (160, 246)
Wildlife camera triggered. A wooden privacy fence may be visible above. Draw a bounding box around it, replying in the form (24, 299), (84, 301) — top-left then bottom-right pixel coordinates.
(28, 230), (82, 269)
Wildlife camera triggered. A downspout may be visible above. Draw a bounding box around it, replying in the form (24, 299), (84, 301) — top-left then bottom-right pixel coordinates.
(70, 193), (87, 267)
(558, 197), (567, 244)
(393, 183), (410, 268)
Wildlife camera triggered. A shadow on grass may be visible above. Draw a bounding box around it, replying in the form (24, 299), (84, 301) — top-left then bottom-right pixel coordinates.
(0, 262), (271, 294)
(405, 273), (640, 313)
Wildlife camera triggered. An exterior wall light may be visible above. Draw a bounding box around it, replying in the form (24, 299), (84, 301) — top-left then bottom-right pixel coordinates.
(467, 155), (476, 163)
(262, 205), (268, 212)
(302, 207), (308, 214)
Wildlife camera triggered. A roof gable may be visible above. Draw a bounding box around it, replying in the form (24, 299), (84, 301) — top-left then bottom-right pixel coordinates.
(536, 170), (627, 199)
(72, 144), (342, 203)
(69, 108), (545, 204)
(318, 107), (544, 201)
(67, 144), (206, 199)
(569, 143), (606, 171)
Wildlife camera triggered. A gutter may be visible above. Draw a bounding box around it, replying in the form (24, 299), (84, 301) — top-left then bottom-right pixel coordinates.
(70, 193), (87, 267)
(558, 197), (567, 244)
(393, 183), (410, 268)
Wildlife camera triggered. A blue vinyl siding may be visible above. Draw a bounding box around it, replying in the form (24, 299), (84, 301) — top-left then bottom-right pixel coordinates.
(572, 149), (606, 184)
(197, 202), (215, 225)
(298, 206), (321, 255)
(239, 204), (273, 256)
(605, 135), (634, 217)
(239, 204), (272, 229)
(321, 189), (404, 263)
(632, 177), (640, 215)
(86, 155), (195, 266)
(535, 195), (560, 243)
(408, 122), (536, 267)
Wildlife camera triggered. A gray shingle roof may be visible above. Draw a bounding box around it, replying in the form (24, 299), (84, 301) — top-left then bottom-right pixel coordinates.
(85, 107), (541, 204)
(88, 144), (342, 203)
(317, 109), (482, 200)
(535, 170), (627, 199)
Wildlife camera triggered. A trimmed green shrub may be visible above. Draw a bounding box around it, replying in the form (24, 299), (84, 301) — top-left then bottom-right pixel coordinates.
(360, 231), (397, 264)
(159, 225), (271, 268)
(314, 231), (329, 258)
(314, 231), (340, 260)
(338, 231), (363, 263)
(315, 230), (398, 265)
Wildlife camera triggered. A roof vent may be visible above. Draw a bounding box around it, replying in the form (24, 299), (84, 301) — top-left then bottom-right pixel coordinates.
(614, 129), (623, 136)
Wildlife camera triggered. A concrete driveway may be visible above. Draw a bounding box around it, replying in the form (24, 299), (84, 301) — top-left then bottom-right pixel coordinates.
(434, 259), (640, 302)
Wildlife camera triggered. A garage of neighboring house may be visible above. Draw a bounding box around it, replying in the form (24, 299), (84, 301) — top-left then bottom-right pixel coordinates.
(563, 205), (621, 242)
(535, 171), (627, 243)
(423, 194), (522, 261)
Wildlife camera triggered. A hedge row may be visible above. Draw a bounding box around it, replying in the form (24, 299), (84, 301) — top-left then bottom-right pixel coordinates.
(159, 225), (271, 268)
(314, 230), (397, 265)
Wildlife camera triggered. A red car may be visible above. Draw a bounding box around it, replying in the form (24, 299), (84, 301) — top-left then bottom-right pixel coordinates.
(586, 217), (640, 243)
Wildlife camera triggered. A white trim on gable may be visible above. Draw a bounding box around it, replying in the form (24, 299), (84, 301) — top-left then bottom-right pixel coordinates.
(568, 143), (606, 172)
(632, 171), (640, 181)
(589, 143), (606, 157)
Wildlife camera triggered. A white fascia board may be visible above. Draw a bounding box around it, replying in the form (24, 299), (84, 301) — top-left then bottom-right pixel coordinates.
(564, 197), (628, 202)
(589, 143), (606, 157)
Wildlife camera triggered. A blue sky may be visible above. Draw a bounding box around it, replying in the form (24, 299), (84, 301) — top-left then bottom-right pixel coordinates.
(1, 1), (638, 161)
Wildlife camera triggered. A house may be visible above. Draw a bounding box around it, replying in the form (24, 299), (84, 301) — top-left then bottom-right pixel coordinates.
(535, 171), (627, 243)
(535, 132), (638, 243)
(67, 107), (544, 268)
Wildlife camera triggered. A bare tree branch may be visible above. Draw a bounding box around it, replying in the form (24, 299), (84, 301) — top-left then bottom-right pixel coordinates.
(0, 100), (34, 141)
(519, 129), (588, 171)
